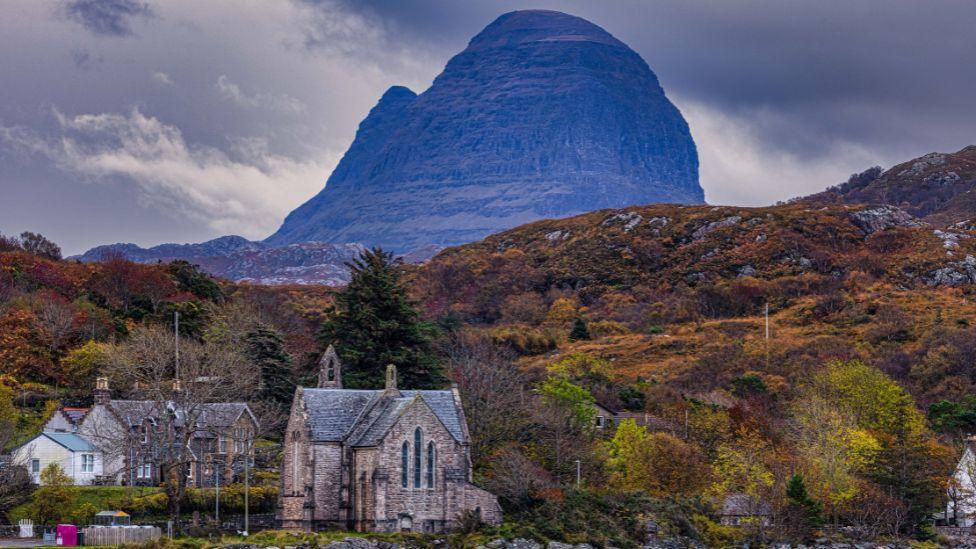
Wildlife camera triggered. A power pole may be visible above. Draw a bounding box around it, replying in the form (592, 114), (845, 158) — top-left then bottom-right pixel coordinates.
(244, 437), (250, 536)
(215, 459), (220, 525)
(574, 459), (581, 488)
(764, 302), (770, 369)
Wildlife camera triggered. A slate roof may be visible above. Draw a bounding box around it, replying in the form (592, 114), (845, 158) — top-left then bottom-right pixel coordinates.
(61, 407), (90, 424)
(43, 432), (98, 452)
(301, 388), (465, 445)
(108, 400), (255, 433)
(721, 493), (772, 516)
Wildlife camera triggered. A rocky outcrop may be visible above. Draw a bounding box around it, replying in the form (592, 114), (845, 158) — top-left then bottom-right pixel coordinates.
(267, 9), (701, 253)
(805, 145), (976, 227)
(848, 206), (923, 235)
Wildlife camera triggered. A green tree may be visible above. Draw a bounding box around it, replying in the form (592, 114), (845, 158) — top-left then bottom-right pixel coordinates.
(785, 474), (823, 540)
(539, 376), (597, 430)
(320, 248), (445, 389)
(245, 324), (294, 406)
(569, 317), (591, 341)
(167, 260), (223, 302)
(60, 340), (108, 398)
(31, 464), (76, 525)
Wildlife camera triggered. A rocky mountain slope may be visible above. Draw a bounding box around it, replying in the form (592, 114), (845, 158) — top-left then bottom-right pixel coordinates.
(412, 201), (976, 405)
(805, 145), (976, 227)
(74, 237), (365, 286)
(267, 9), (702, 252)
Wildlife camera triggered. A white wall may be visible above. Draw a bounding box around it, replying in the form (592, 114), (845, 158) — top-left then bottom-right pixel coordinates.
(11, 436), (104, 486)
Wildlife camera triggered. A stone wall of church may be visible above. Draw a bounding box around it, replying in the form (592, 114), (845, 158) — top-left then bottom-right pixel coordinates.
(367, 402), (478, 533)
(312, 442), (344, 521)
(278, 391), (313, 528)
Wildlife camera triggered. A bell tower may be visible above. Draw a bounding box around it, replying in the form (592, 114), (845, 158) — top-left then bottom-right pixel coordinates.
(317, 345), (343, 389)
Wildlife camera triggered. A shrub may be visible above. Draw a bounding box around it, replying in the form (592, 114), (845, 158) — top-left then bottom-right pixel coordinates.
(490, 326), (558, 355)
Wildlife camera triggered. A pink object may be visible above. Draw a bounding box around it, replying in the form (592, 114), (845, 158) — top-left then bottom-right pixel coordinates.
(56, 525), (77, 546)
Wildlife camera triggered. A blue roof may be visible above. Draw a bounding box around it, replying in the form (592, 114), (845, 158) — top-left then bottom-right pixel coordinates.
(43, 432), (97, 452)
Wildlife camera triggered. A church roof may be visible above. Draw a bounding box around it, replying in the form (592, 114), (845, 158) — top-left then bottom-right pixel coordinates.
(301, 388), (466, 445)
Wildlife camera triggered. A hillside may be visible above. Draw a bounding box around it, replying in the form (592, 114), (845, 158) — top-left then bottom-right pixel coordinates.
(74, 237), (365, 286)
(414, 201), (976, 404)
(806, 145), (976, 227)
(268, 10), (701, 252)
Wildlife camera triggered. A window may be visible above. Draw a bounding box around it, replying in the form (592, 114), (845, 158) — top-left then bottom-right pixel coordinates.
(413, 428), (422, 488)
(31, 459), (40, 474)
(595, 415), (605, 428)
(141, 427), (149, 444)
(401, 442), (409, 488)
(81, 454), (95, 473)
(137, 459), (152, 479)
(218, 435), (227, 453)
(426, 442), (435, 488)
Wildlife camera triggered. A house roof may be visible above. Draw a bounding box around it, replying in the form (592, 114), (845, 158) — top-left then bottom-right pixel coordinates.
(721, 493), (772, 516)
(42, 432), (98, 453)
(107, 400), (255, 432)
(301, 388), (466, 445)
(61, 407), (90, 423)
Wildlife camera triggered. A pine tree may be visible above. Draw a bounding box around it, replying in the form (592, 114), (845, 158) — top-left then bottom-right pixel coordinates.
(245, 324), (294, 406)
(568, 317), (591, 341)
(785, 474), (822, 539)
(320, 248), (445, 389)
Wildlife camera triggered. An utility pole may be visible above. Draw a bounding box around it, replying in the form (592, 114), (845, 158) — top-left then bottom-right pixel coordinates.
(574, 459), (581, 488)
(243, 436), (250, 537)
(215, 458), (220, 525)
(764, 302), (770, 369)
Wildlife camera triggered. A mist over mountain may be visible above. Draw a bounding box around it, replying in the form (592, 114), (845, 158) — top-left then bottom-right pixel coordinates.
(267, 9), (702, 252)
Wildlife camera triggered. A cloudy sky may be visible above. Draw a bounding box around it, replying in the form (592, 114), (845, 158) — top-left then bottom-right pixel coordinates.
(2, 0), (974, 255)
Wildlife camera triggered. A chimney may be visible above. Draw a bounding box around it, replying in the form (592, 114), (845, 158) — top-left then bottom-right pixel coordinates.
(94, 377), (111, 406)
(384, 364), (400, 395)
(316, 345), (343, 389)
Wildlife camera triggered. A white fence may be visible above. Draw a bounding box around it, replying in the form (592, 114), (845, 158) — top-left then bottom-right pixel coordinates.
(81, 526), (161, 546)
(18, 519), (34, 538)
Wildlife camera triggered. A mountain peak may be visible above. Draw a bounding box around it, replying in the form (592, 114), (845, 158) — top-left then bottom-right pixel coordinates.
(467, 10), (626, 51)
(267, 10), (701, 252)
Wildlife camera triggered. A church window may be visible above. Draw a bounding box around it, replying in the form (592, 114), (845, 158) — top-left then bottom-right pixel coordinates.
(414, 428), (422, 488)
(426, 441), (435, 487)
(401, 442), (409, 488)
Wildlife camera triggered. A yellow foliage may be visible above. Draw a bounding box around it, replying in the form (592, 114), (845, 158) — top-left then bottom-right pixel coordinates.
(547, 352), (611, 379)
(544, 297), (578, 329)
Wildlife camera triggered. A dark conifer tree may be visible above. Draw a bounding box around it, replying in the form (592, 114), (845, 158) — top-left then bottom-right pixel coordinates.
(320, 248), (445, 389)
(568, 317), (591, 341)
(245, 324), (294, 406)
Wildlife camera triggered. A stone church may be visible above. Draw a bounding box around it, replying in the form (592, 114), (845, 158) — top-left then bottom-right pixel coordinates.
(276, 346), (502, 533)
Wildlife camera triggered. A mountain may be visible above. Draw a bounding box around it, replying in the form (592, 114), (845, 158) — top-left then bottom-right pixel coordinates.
(267, 9), (702, 252)
(805, 145), (976, 227)
(74, 237), (365, 286)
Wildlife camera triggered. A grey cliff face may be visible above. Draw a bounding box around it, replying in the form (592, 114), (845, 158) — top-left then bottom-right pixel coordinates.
(267, 9), (702, 252)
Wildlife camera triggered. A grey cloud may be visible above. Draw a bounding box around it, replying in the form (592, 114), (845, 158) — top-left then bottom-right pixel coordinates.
(64, 0), (154, 37)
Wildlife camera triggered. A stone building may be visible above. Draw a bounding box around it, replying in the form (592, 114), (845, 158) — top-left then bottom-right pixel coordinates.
(277, 347), (502, 532)
(52, 378), (258, 488)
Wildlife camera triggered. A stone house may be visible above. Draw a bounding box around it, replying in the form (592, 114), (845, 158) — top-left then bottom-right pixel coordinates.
(59, 378), (257, 487)
(277, 347), (501, 533)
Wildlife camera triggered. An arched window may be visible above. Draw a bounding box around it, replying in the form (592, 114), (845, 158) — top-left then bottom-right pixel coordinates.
(413, 428), (422, 488)
(426, 441), (435, 488)
(401, 442), (409, 488)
